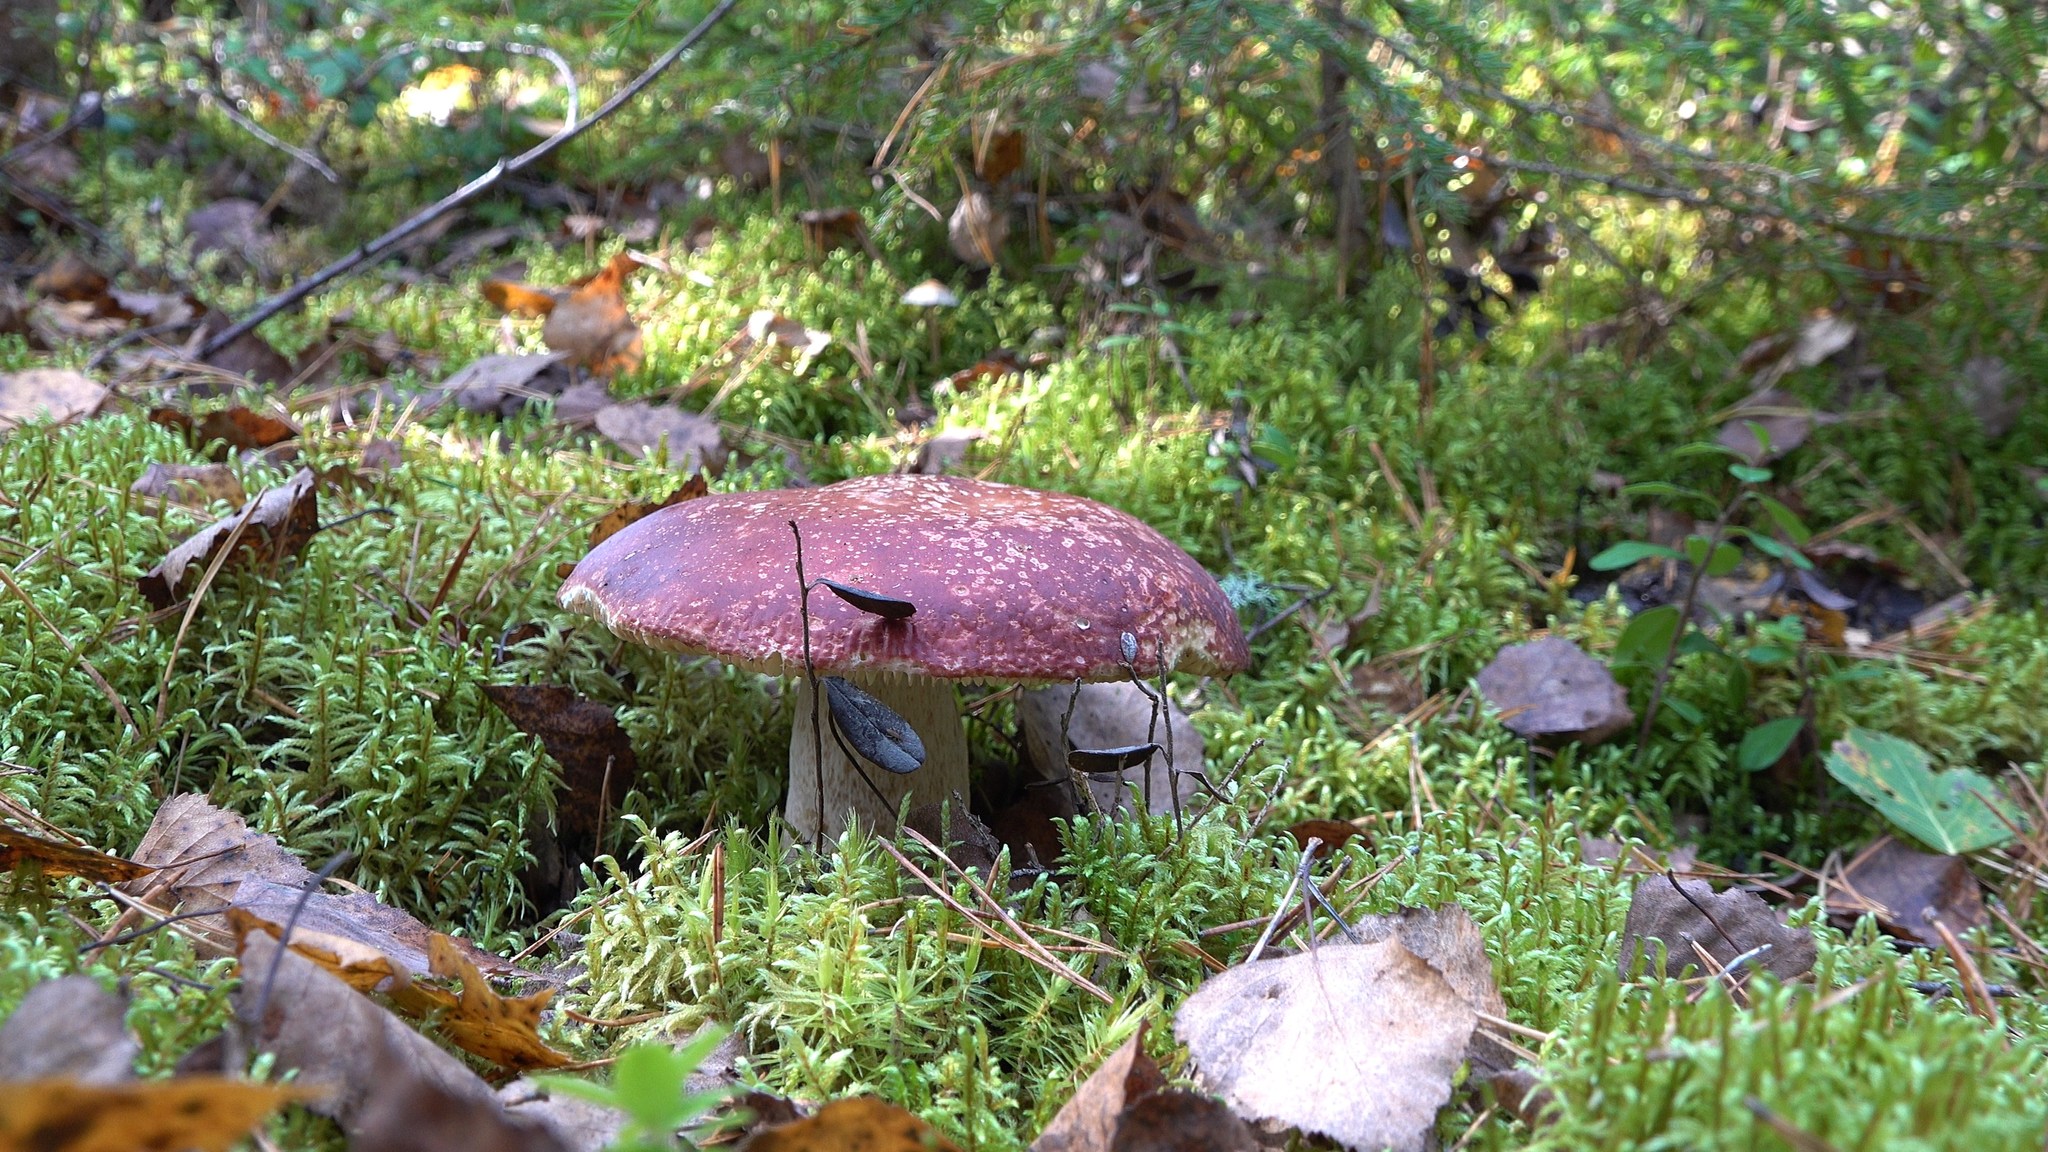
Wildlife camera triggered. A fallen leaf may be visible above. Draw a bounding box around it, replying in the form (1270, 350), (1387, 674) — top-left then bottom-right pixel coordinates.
(1174, 939), (1477, 1152)
(362, 438), (403, 472)
(0, 1077), (316, 1152)
(0, 368), (108, 428)
(498, 1078), (623, 1152)
(30, 251), (107, 301)
(482, 280), (562, 318)
(0, 976), (138, 1083)
(1285, 820), (1362, 857)
(149, 405), (298, 459)
(1346, 660), (1422, 716)
(226, 906), (406, 994)
(796, 207), (866, 255)
(483, 684), (641, 856)
(28, 298), (128, 343)
(976, 128), (1026, 183)
(1476, 637), (1633, 745)
(137, 467), (318, 610)
(441, 352), (575, 417)
(0, 282), (24, 335)
(1824, 728), (2020, 855)
(738, 1097), (962, 1152)
(130, 461), (246, 507)
(584, 475), (710, 552)
(551, 380), (612, 426)
(946, 351), (1024, 390)
(387, 934), (574, 1070)
(1019, 681), (1205, 816)
(186, 198), (278, 275)
(1031, 1022), (1257, 1152)
(1353, 904), (1513, 1076)
(1618, 876), (1816, 982)
(1716, 387), (1842, 465)
(188, 309), (296, 386)
(0, 824), (154, 883)
(593, 401), (724, 470)
(541, 253), (644, 376)
(125, 793), (530, 982)
(232, 932), (517, 1140)
(1829, 836), (1986, 949)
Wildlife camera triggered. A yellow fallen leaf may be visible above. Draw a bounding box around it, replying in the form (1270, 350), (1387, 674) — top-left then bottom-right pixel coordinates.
(226, 906), (406, 994)
(0, 1077), (317, 1152)
(388, 933), (573, 1070)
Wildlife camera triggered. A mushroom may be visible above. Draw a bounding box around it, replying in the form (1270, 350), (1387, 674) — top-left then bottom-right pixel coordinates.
(900, 278), (958, 367)
(558, 473), (1248, 844)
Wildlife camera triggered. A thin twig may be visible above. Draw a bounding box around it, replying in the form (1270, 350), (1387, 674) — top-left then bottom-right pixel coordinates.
(199, 0), (740, 357)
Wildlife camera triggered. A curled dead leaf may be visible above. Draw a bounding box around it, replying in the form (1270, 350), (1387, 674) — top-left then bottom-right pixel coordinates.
(387, 934), (575, 1070)
(137, 467), (318, 610)
(0, 1077), (318, 1152)
(0, 824), (154, 883)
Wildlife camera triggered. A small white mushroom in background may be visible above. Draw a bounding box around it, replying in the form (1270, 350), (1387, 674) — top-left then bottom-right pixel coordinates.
(900, 278), (959, 367)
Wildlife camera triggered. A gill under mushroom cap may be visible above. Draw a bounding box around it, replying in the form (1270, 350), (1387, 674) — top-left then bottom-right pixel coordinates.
(557, 474), (1248, 683)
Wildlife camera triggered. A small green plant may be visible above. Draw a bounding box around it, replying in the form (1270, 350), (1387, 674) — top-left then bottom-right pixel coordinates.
(1823, 728), (2021, 854)
(535, 1027), (736, 1152)
(1593, 430), (1824, 763)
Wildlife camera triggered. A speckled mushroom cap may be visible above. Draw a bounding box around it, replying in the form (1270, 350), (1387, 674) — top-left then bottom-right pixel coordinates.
(558, 474), (1248, 683)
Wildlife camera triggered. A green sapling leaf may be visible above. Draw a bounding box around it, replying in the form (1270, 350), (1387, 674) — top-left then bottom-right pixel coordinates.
(1824, 729), (2021, 854)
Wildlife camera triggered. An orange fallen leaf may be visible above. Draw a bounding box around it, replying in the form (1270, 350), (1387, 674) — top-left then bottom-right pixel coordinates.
(388, 933), (574, 1070)
(739, 1097), (962, 1152)
(225, 906), (406, 994)
(484, 254), (645, 376)
(0, 1077), (318, 1152)
(0, 825), (154, 883)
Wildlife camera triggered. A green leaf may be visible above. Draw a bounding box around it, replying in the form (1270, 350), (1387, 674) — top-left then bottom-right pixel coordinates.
(1728, 463), (1773, 483)
(1756, 496), (1813, 544)
(1737, 717), (1805, 771)
(1684, 537), (1742, 577)
(1663, 697), (1705, 725)
(1824, 729), (2021, 854)
(1590, 541), (1682, 571)
(1614, 605), (1682, 666)
(1749, 534), (1815, 570)
(1743, 644), (1795, 666)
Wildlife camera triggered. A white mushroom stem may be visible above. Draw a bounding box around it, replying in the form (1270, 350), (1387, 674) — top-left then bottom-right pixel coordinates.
(785, 671), (971, 844)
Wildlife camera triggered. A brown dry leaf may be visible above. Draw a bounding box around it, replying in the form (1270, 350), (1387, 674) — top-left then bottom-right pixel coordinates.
(1476, 637), (1633, 745)
(947, 351), (1023, 390)
(125, 793), (529, 982)
(442, 352), (575, 417)
(186, 198), (278, 275)
(0, 976), (138, 1084)
(137, 467), (317, 609)
(1018, 681), (1204, 817)
(797, 207), (866, 255)
(231, 932), (524, 1142)
(1353, 904), (1513, 1077)
(0, 1077), (317, 1152)
(1286, 820), (1362, 858)
(593, 401), (724, 470)
(106, 287), (198, 327)
(0, 367), (107, 428)
(976, 128), (1026, 183)
(30, 251), (108, 301)
(188, 309), (296, 386)
(541, 253), (644, 376)
(739, 1097), (963, 1152)
(149, 405), (299, 459)
(29, 298), (128, 343)
(1619, 876), (1816, 982)
(226, 906), (405, 994)
(1347, 661), (1422, 716)
(387, 935), (574, 1071)
(483, 684), (641, 854)
(1716, 386), (1843, 465)
(1174, 939), (1477, 1152)
(1032, 1022), (1257, 1152)
(0, 824), (154, 883)
(356, 1057), (570, 1152)
(1829, 836), (1985, 949)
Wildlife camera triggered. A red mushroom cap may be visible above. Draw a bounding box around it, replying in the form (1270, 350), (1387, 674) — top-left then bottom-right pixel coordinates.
(558, 474), (1248, 683)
